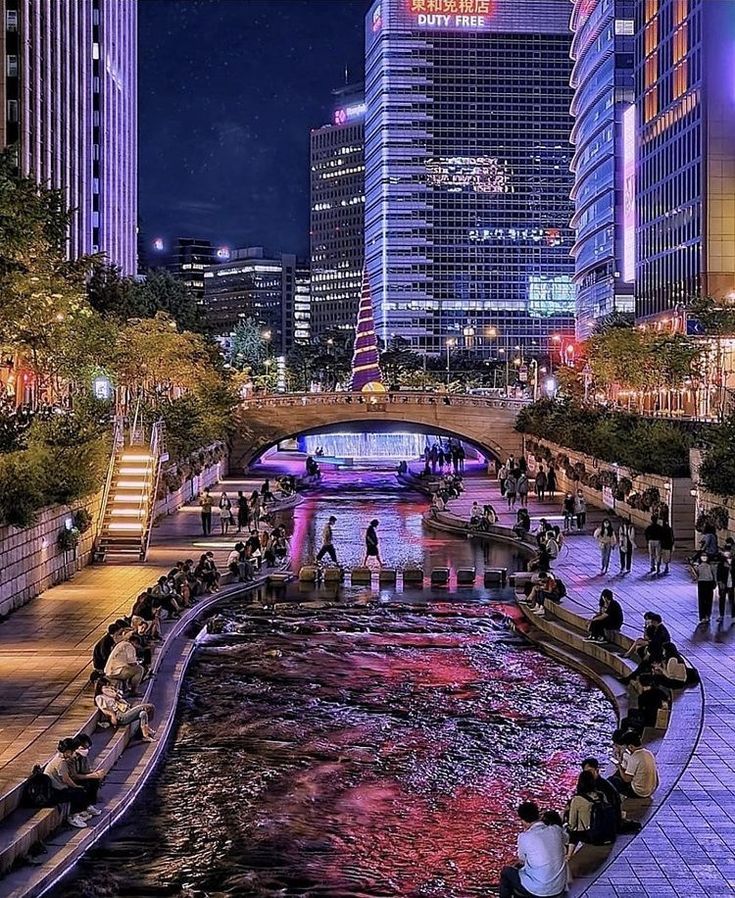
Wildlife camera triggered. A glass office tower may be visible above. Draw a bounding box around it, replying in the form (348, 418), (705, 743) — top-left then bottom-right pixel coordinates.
(636, 0), (735, 324)
(364, 0), (576, 359)
(570, 0), (635, 339)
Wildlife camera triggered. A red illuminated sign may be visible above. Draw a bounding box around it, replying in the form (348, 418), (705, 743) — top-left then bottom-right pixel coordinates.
(406, 0), (494, 25)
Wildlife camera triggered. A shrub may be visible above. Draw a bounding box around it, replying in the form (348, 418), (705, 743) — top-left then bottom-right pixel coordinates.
(0, 452), (43, 528)
(699, 415), (735, 498)
(57, 526), (80, 551)
(72, 508), (93, 533)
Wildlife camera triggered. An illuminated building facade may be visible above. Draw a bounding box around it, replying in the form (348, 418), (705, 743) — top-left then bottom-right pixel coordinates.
(364, 0), (576, 358)
(310, 84), (365, 338)
(636, 0), (735, 323)
(570, 0), (636, 339)
(287, 262), (311, 348)
(167, 238), (218, 302)
(202, 247), (299, 353)
(0, 0), (138, 274)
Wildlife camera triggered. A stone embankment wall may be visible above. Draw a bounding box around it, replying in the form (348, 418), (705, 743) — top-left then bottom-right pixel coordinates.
(0, 449), (228, 618)
(0, 491), (103, 617)
(524, 438), (696, 547)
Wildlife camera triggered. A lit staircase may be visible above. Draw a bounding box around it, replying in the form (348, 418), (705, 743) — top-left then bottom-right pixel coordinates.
(94, 420), (164, 563)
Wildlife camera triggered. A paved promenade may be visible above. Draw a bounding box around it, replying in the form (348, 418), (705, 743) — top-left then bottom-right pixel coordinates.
(0, 476), (269, 807)
(446, 472), (735, 898)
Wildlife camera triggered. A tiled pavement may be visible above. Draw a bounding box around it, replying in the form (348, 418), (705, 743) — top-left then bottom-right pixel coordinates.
(447, 474), (735, 898)
(0, 476), (266, 803)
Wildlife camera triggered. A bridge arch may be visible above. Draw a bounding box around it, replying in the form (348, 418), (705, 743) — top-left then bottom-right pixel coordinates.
(230, 393), (526, 470)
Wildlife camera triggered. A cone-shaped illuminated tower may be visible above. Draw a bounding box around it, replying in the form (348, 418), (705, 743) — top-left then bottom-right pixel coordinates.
(350, 269), (384, 392)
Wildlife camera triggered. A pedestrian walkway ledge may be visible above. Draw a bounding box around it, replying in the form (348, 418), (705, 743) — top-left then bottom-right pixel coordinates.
(0, 574), (282, 898)
(423, 504), (705, 896)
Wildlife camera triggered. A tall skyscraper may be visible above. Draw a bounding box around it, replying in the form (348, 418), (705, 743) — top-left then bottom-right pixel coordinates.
(635, 0), (735, 323)
(202, 247), (299, 354)
(310, 83), (365, 338)
(364, 0), (576, 359)
(0, 0), (137, 274)
(570, 0), (636, 339)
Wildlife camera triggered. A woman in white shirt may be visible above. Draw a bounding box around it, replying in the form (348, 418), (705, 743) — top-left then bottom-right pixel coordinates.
(95, 678), (156, 741)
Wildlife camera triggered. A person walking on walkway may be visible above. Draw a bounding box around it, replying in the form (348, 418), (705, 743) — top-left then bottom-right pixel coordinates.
(562, 492), (576, 533)
(546, 465), (557, 500)
(644, 516), (664, 575)
(363, 519), (382, 567)
(659, 519), (674, 575)
(574, 490), (587, 532)
(498, 801), (567, 898)
(617, 518), (635, 573)
(236, 491), (250, 532)
(594, 519), (617, 574)
(534, 466), (547, 502)
(498, 461), (508, 496)
(317, 516), (339, 564)
(717, 549), (734, 622)
(218, 491), (232, 536)
(199, 488), (213, 536)
(505, 471), (518, 510)
(695, 554), (717, 625)
(517, 472), (529, 508)
(250, 490), (262, 530)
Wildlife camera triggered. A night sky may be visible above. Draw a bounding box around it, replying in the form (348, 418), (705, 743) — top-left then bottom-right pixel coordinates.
(139, 0), (369, 260)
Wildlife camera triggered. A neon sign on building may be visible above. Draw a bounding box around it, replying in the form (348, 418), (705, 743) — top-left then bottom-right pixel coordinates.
(334, 103), (367, 125)
(622, 104), (636, 283)
(406, 0), (495, 30)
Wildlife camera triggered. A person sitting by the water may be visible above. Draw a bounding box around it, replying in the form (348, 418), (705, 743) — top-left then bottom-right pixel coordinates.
(69, 734), (104, 814)
(92, 622), (123, 673)
(430, 493), (445, 517)
(566, 770), (618, 851)
(228, 542), (254, 582)
(397, 460), (408, 475)
(525, 573), (565, 615)
(482, 504), (498, 529)
(194, 553), (218, 593)
(621, 613), (671, 684)
(469, 501), (483, 530)
(609, 731), (659, 799)
(513, 508), (531, 539)
(585, 589), (624, 643)
(104, 634), (145, 695)
(651, 641), (688, 690)
(246, 530), (263, 569)
(269, 526), (289, 564)
(43, 738), (96, 829)
(94, 676), (156, 742)
(580, 758), (622, 828)
(498, 800), (568, 898)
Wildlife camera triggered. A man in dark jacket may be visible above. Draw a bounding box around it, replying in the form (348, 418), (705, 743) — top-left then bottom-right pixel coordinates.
(92, 623), (120, 672)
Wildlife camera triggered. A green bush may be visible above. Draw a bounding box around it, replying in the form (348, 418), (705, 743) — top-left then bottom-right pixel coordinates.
(0, 452), (43, 528)
(699, 416), (735, 498)
(516, 400), (693, 477)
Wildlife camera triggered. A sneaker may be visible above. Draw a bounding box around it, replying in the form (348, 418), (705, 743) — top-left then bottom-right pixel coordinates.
(68, 814), (88, 829)
(85, 805), (102, 817)
(584, 636), (598, 642)
(532, 607), (545, 616)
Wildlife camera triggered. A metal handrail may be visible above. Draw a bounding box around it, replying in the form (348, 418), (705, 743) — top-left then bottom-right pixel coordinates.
(94, 416), (125, 550)
(140, 420), (165, 561)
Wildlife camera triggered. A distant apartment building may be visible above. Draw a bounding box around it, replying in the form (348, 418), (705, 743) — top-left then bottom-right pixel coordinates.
(569, 0), (636, 338)
(0, 0), (138, 273)
(310, 83), (365, 338)
(166, 238), (219, 301)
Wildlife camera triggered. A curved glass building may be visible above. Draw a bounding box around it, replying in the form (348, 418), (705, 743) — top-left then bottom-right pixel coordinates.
(570, 0), (635, 338)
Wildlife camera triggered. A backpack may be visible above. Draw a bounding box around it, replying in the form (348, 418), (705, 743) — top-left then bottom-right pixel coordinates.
(555, 577), (567, 599)
(685, 664), (701, 687)
(22, 765), (54, 808)
(585, 792), (618, 846)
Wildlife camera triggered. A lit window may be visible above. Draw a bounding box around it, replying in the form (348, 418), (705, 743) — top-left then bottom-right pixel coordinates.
(615, 19), (634, 35)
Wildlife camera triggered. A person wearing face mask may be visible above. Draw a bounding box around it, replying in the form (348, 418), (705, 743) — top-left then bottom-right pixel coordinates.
(70, 734), (104, 813)
(716, 550), (734, 623)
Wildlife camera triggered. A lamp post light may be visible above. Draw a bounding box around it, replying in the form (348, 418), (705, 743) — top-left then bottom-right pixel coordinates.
(499, 347), (508, 396)
(446, 337), (457, 387)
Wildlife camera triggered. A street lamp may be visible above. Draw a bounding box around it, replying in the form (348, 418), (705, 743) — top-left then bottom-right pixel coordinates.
(499, 347), (508, 396)
(446, 337), (457, 387)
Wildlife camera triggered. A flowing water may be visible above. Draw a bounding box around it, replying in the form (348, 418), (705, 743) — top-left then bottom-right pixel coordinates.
(53, 468), (616, 898)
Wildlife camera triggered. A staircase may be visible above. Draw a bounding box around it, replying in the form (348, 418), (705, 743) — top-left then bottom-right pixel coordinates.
(95, 419), (164, 563)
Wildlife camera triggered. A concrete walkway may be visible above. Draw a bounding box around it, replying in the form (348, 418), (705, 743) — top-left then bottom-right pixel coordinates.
(0, 475), (275, 812)
(446, 472), (735, 898)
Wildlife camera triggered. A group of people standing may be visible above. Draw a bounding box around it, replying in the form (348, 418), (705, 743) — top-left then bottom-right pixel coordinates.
(423, 441), (465, 476)
(692, 528), (735, 625)
(199, 484), (273, 537)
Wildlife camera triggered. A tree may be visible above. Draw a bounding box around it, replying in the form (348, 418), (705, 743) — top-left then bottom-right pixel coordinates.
(228, 317), (270, 373)
(0, 152), (101, 403)
(286, 342), (316, 391)
(380, 336), (422, 386)
(111, 313), (216, 406)
(87, 262), (147, 321)
(134, 269), (205, 333)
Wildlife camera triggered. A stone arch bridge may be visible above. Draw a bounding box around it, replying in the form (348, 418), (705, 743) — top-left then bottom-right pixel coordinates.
(230, 393), (527, 470)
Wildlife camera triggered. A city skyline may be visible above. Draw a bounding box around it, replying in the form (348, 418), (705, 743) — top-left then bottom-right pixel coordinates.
(139, 0), (369, 259)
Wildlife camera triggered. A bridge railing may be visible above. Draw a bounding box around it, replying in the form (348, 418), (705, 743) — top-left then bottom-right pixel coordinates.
(239, 392), (530, 412)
